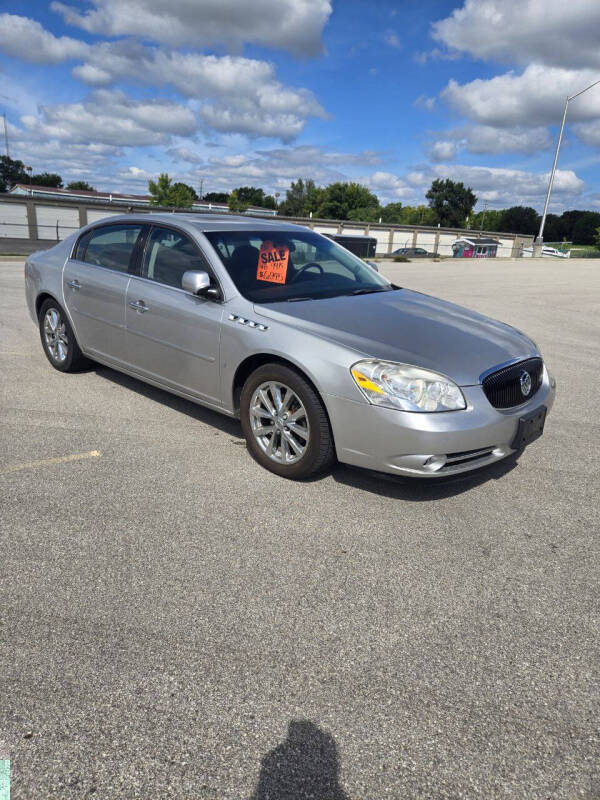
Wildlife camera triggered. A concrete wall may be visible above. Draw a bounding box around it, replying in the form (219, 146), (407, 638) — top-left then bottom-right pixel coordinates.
(0, 194), (533, 257)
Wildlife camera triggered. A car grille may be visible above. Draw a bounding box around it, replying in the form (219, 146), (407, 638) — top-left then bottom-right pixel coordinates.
(482, 357), (543, 409)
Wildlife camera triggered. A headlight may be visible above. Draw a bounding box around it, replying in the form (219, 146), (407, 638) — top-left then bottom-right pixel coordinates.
(350, 359), (466, 412)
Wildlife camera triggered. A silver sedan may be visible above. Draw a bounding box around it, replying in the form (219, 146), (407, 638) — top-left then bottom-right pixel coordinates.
(25, 213), (555, 479)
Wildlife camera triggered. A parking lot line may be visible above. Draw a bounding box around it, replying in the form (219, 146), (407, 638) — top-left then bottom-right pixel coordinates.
(0, 450), (101, 476)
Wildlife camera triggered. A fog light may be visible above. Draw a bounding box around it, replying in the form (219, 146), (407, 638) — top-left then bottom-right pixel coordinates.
(423, 455), (447, 472)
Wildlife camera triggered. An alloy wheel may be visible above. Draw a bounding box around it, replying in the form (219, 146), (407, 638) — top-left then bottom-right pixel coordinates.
(249, 381), (310, 464)
(43, 308), (68, 363)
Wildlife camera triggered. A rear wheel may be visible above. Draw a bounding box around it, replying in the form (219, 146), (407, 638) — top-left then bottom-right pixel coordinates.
(240, 363), (336, 479)
(38, 298), (88, 372)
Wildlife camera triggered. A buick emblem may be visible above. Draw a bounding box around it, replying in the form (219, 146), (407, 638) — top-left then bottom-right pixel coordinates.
(520, 370), (532, 397)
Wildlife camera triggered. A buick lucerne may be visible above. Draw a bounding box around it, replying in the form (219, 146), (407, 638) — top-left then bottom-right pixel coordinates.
(25, 214), (555, 479)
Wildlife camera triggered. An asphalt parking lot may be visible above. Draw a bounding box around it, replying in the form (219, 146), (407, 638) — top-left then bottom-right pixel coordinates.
(1, 256), (599, 799)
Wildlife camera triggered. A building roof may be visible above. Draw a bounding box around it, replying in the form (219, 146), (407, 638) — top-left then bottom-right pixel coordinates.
(8, 184), (276, 214)
(454, 236), (500, 246)
(10, 183), (150, 202)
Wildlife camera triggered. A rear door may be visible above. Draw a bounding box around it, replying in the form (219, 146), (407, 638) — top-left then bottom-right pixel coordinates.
(124, 225), (224, 406)
(63, 223), (144, 364)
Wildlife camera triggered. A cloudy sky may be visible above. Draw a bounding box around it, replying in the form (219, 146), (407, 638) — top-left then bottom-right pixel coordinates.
(1, 0), (600, 210)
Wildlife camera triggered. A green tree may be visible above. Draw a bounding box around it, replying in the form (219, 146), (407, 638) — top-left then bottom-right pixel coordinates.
(347, 205), (383, 223)
(66, 181), (96, 192)
(468, 208), (503, 232)
(543, 213), (567, 242)
(172, 182), (198, 201)
(203, 192), (229, 204)
(314, 182), (380, 221)
(230, 186), (277, 209)
(560, 210), (585, 241)
(498, 206), (539, 236)
(31, 172), (63, 188)
(0, 155), (27, 192)
(394, 205), (437, 225)
(571, 211), (600, 245)
(148, 173), (172, 205)
(228, 189), (249, 213)
(380, 202), (404, 224)
(426, 178), (477, 228)
(148, 173), (194, 207)
(279, 178), (321, 217)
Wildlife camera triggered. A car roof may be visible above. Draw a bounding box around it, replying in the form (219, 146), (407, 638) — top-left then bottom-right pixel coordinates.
(84, 212), (309, 234)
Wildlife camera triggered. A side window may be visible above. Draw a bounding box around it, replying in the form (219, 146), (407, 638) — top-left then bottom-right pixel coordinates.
(82, 225), (143, 272)
(73, 230), (93, 261)
(142, 227), (207, 289)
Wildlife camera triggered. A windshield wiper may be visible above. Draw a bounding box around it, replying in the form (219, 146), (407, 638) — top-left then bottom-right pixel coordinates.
(286, 296), (313, 302)
(349, 287), (391, 295)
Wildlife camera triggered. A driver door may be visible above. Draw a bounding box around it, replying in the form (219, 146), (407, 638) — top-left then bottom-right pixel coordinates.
(124, 225), (224, 406)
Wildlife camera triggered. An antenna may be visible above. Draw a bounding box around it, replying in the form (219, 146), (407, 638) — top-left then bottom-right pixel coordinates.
(3, 113), (9, 158)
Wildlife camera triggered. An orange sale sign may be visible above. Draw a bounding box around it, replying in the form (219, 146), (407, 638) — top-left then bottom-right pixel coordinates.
(257, 241), (289, 284)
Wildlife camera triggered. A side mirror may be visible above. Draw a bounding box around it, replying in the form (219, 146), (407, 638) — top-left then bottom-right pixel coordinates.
(182, 270), (211, 295)
(366, 260), (379, 272)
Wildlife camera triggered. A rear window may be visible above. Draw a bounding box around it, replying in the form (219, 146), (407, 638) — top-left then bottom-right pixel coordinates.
(78, 224), (143, 273)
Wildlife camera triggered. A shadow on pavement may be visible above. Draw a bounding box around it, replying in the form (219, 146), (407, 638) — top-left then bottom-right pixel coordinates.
(93, 364), (244, 438)
(94, 363), (520, 500)
(250, 719), (349, 800)
(330, 454), (520, 500)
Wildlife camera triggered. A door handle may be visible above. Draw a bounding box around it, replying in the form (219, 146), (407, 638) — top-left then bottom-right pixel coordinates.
(67, 280), (81, 290)
(129, 300), (149, 313)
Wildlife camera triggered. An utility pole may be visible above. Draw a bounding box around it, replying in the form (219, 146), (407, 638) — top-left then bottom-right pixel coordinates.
(536, 78), (600, 251)
(3, 113), (9, 157)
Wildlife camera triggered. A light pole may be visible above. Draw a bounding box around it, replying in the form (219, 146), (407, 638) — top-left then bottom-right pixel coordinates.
(536, 79), (600, 249)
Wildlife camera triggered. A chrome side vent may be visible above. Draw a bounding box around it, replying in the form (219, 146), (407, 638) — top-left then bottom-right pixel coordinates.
(228, 314), (269, 331)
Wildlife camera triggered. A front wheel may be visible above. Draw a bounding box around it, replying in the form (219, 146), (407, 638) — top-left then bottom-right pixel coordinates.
(240, 363), (336, 479)
(38, 298), (88, 372)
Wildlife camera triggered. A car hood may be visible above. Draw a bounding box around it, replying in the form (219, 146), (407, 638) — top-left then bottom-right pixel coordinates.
(254, 289), (538, 386)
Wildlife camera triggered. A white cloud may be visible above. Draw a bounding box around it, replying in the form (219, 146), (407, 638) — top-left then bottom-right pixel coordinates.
(164, 146), (385, 196)
(571, 121), (600, 148)
(21, 90), (197, 147)
(51, 0), (332, 56)
(414, 95), (436, 112)
(77, 49), (328, 140)
(461, 125), (552, 155)
(406, 164), (585, 206)
(428, 141), (458, 162)
(0, 17), (327, 143)
(0, 13), (87, 63)
(432, 0), (600, 70)
(383, 31), (401, 49)
(365, 171), (413, 200)
(427, 126), (552, 158)
(441, 65), (600, 128)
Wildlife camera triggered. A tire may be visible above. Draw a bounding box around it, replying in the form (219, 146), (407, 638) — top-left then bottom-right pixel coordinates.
(240, 363), (336, 479)
(38, 298), (89, 373)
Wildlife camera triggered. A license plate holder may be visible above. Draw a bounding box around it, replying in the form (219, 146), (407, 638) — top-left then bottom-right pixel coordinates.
(511, 406), (547, 450)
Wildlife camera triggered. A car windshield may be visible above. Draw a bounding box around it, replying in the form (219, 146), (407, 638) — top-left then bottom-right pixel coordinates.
(204, 229), (393, 303)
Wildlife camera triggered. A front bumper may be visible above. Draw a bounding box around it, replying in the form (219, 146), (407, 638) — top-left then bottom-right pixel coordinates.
(324, 369), (556, 478)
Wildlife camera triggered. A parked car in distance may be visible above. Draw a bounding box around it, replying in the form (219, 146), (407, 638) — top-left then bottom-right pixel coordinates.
(389, 247), (435, 258)
(25, 213), (555, 480)
(521, 245), (571, 259)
